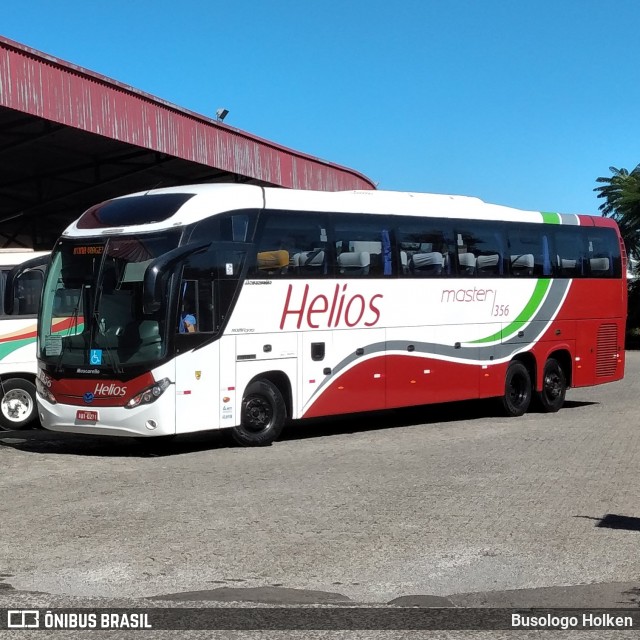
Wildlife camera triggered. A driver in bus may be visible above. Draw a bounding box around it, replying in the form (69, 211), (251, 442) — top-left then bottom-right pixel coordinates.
(179, 306), (197, 333)
(178, 281), (197, 333)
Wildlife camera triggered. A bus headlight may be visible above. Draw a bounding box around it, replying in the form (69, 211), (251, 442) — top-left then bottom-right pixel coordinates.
(125, 378), (171, 409)
(35, 377), (57, 404)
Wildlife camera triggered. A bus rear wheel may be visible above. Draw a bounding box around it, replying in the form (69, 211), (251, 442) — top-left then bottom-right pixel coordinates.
(500, 361), (532, 417)
(0, 378), (38, 430)
(233, 380), (286, 447)
(536, 357), (567, 413)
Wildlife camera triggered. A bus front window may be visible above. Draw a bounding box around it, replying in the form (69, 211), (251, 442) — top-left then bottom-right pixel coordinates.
(39, 233), (180, 369)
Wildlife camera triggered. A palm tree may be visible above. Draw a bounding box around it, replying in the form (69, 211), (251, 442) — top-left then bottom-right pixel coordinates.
(595, 165), (640, 336)
(595, 164), (640, 263)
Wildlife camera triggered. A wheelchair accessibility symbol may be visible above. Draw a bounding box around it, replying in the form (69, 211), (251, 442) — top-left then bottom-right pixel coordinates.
(89, 349), (103, 365)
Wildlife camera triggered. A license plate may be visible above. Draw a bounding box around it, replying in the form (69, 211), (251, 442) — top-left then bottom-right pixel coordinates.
(76, 410), (98, 422)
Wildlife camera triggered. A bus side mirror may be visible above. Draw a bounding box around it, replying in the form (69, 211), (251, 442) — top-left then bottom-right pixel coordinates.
(3, 254), (50, 315)
(142, 240), (210, 315)
(142, 264), (164, 314)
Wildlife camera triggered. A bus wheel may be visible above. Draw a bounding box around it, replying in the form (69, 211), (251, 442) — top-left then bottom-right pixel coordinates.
(233, 380), (286, 446)
(536, 358), (566, 413)
(500, 361), (532, 417)
(0, 379), (38, 430)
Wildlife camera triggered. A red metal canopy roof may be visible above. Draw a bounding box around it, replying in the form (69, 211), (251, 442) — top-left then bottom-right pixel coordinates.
(0, 36), (375, 248)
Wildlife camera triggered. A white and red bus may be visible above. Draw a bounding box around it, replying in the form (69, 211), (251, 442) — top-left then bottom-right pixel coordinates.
(29, 184), (626, 445)
(0, 249), (49, 429)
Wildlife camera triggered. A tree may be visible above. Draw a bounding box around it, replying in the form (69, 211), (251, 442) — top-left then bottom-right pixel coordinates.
(595, 165), (640, 337)
(594, 164), (640, 263)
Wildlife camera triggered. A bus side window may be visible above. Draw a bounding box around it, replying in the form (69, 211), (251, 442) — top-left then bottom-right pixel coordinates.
(178, 256), (217, 334)
(454, 222), (505, 277)
(397, 218), (452, 277)
(0, 269), (6, 316)
(585, 228), (622, 278)
(192, 210), (258, 243)
(218, 212), (256, 242)
(333, 214), (393, 277)
(553, 229), (585, 277)
(253, 211), (330, 278)
(507, 224), (547, 277)
(14, 269), (44, 315)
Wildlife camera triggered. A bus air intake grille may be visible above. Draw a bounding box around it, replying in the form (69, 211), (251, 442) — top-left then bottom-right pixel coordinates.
(596, 323), (618, 377)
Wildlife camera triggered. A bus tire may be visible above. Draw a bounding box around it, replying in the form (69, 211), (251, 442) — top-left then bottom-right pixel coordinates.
(536, 357), (566, 413)
(0, 378), (38, 430)
(500, 361), (532, 417)
(233, 380), (286, 446)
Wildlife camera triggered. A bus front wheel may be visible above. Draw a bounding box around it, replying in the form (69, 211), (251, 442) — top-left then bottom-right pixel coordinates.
(500, 361), (532, 417)
(0, 378), (38, 430)
(233, 380), (286, 446)
(536, 358), (567, 413)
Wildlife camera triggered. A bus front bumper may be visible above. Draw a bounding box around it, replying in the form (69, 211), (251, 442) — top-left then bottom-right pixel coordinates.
(36, 396), (175, 438)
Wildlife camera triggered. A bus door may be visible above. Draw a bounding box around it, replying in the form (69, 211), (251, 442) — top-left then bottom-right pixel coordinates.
(174, 260), (220, 433)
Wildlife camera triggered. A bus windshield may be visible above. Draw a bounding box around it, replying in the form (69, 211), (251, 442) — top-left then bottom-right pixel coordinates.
(38, 232), (181, 370)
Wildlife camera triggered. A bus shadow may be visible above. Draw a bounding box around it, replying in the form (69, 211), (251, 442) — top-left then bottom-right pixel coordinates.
(530, 399), (598, 413)
(280, 398), (599, 442)
(0, 428), (233, 458)
(0, 398), (599, 457)
(281, 399), (494, 442)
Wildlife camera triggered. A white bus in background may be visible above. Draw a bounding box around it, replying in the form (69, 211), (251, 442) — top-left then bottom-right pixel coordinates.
(0, 249), (49, 430)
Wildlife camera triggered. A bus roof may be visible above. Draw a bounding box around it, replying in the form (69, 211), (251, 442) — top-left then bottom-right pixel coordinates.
(61, 183), (613, 238)
(0, 249), (49, 267)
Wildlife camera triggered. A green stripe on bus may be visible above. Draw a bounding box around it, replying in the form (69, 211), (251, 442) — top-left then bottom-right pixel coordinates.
(0, 324), (85, 361)
(471, 279), (552, 344)
(541, 211), (560, 224)
(0, 337), (35, 361)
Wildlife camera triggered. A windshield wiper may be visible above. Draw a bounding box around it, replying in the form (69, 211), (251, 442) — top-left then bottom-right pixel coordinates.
(54, 286), (84, 373)
(88, 240), (123, 375)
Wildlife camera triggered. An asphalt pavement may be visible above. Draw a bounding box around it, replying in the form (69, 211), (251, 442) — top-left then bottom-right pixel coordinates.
(1, 352), (640, 637)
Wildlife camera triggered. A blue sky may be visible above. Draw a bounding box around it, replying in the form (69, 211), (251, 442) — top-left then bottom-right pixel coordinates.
(3, 1), (640, 215)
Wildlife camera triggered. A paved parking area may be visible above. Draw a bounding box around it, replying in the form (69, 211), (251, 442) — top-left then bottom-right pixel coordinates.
(1, 353), (639, 634)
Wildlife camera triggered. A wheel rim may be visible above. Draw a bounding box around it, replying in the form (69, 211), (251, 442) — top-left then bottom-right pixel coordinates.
(509, 373), (528, 408)
(243, 395), (273, 432)
(543, 368), (563, 401)
(1, 389), (33, 424)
